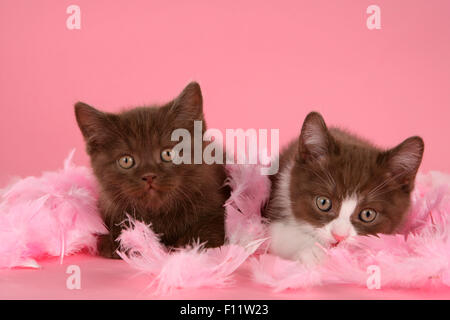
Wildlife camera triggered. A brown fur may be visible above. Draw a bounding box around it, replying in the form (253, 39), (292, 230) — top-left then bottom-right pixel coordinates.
(265, 112), (424, 236)
(75, 82), (229, 258)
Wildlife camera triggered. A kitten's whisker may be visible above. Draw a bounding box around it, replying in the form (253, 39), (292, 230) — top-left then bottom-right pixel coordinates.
(172, 188), (196, 212)
(325, 169), (336, 188)
(367, 179), (407, 201)
(367, 172), (404, 198)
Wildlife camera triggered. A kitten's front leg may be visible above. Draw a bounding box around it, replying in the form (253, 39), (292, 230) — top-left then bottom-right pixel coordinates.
(97, 218), (123, 259)
(97, 234), (121, 259)
(173, 211), (226, 249)
(291, 242), (326, 267)
(269, 219), (326, 267)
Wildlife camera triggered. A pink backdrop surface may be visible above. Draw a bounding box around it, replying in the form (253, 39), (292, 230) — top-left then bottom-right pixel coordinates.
(2, 254), (450, 300)
(1, 0), (450, 300)
(0, 0), (449, 184)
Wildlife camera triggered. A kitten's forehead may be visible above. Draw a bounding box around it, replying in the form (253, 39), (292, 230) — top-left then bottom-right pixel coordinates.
(115, 105), (175, 147)
(119, 106), (169, 131)
(322, 143), (386, 197)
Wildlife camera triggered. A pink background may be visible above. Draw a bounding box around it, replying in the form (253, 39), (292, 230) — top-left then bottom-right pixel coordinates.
(2, 254), (450, 300)
(1, 1), (450, 300)
(1, 0), (449, 184)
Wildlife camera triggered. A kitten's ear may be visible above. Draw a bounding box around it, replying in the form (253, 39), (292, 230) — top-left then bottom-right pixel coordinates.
(298, 112), (332, 163)
(74, 102), (112, 142)
(383, 136), (424, 190)
(169, 82), (204, 123)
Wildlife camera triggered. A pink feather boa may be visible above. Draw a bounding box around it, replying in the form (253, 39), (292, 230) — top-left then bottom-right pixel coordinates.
(115, 164), (268, 293)
(1, 151), (449, 292)
(0, 150), (107, 268)
(248, 171), (450, 291)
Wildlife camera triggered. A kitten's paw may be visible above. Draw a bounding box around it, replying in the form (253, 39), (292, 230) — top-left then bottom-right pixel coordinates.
(97, 235), (121, 259)
(294, 244), (326, 267)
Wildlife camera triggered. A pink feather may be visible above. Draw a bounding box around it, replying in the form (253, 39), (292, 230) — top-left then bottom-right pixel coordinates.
(0, 150), (107, 268)
(115, 164), (269, 293)
(2, 150), (450, 293)
(224, 164), (271, 248)
(249, 171), (450, 291)
(117, 217), (262, 294)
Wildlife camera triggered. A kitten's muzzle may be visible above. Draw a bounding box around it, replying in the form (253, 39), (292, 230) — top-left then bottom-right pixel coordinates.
(142, 173), (157, 188)
(331, 231), (349, 245)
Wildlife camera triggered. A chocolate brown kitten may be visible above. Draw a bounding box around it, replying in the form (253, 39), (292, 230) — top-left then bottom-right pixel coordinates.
(75, 82), (229, 258)
(264, 112), (424, 265)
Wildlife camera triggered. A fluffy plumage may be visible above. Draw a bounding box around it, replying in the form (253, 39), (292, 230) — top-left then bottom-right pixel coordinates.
(117, 217), (262, 294)
(115, 163), (269, 293)
(1, 151), (450, 292)
(249, 171), (450, 291)
(224, 164), (271, 248)
(0, 150), (107, 268)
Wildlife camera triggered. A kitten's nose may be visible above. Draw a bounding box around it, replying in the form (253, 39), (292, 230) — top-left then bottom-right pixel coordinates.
(142, 173), (157, 185)
(332, 231), (348, 243)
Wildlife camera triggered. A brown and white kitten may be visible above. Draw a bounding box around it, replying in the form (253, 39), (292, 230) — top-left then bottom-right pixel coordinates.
(75, 82), (229, 258)
(264, 112), (424, 265)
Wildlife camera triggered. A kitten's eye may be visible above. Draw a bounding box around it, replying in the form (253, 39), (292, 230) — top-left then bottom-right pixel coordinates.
(118, 155), (135, 169)
(359, 209), (377, 223)
(161, 149), (173, 162)
(316, 196), (332, 212)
